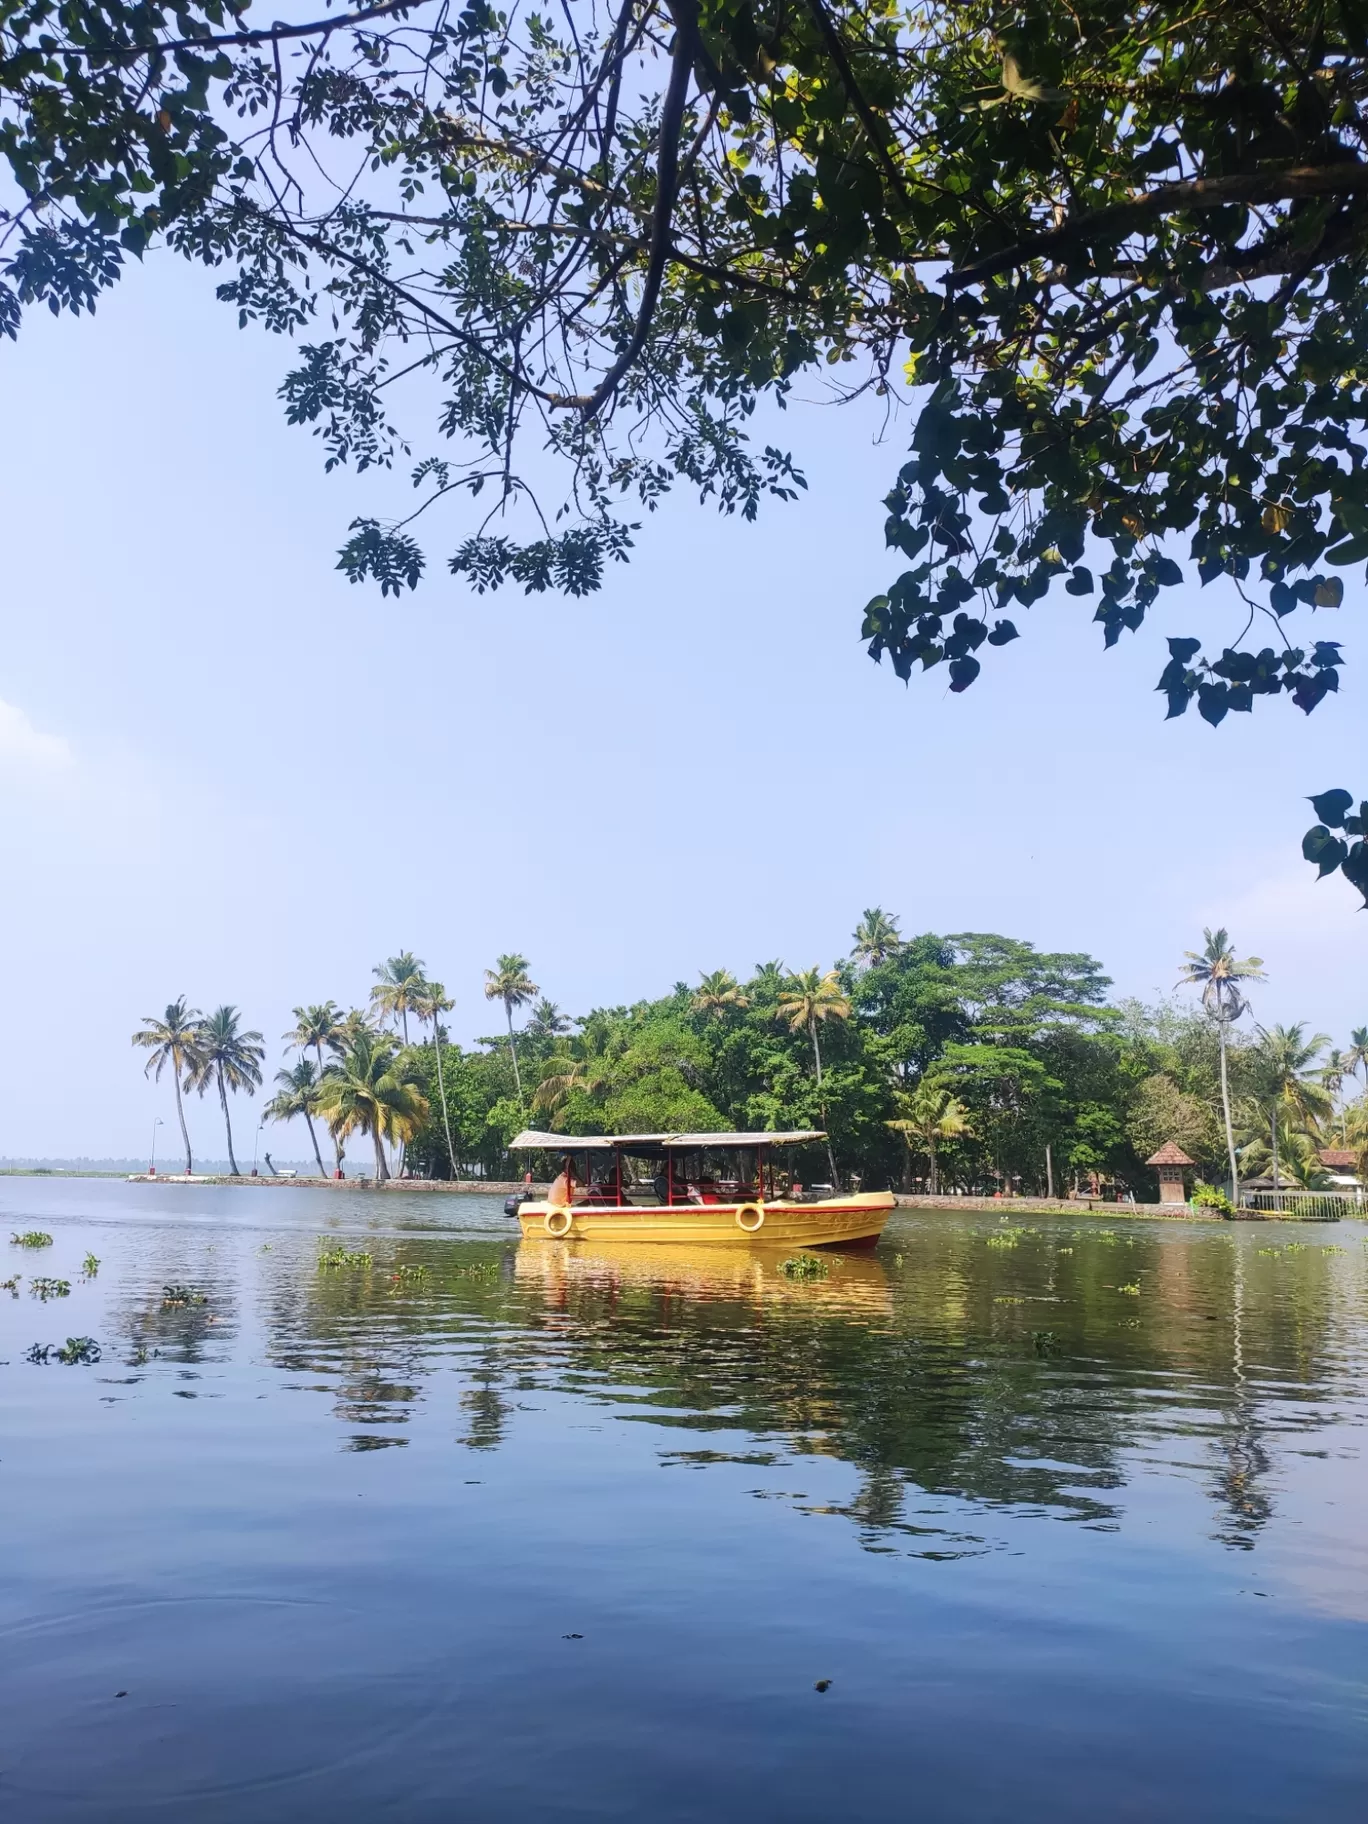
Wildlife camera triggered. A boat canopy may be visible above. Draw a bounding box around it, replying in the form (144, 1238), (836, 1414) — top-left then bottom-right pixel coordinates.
(508, 1128), (825, 1151)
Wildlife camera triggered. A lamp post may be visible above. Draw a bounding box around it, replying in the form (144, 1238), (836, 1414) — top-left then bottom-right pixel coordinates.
(251, 1119), (264, 1177)
(149, 1116), (163, 1176)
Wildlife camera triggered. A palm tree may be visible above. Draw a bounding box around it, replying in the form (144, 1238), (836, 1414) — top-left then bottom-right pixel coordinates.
(188, 1005), (265, 1176)
(414, 976), (459, 1180)
(749, 960), (787, 1000)
(284, 1003), (345, 1171)
(887, 1080), (970, 1194)
(484, 953), (538, 1102)
(853, 907), (902, 969)
(131, 997), (202, 1174)
(332, 1007), (379, 1053)
(1319, 1047), (1350, 1143)
(1252, 1024), (1332, 1189)
(264, 1057), (328, 1177)
(527, 999), (570, 1040)
(1178, 929), (1265, 1206)
(778, 968), (852, 1186)
(693, 969), (749, 1017)
(370, 951), (429, 1044)
(1346, 1026), (1368, 1091)
(315, 1031), (429, 1181)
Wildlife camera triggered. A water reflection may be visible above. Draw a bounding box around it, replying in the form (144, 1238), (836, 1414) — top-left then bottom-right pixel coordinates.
(3, 1186), (1366, 1824)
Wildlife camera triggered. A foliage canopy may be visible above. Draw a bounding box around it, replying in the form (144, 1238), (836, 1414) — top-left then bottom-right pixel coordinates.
(4, 0), (1365, 712)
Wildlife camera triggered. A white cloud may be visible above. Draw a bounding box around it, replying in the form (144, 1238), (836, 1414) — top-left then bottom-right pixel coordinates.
(0, 698), (73, 773)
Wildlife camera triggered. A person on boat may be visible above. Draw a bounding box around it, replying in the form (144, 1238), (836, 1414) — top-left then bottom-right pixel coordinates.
(548, 1159), (577, 1208)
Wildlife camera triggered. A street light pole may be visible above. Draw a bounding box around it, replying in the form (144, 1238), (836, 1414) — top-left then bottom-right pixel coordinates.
(150, 1116), (163, 1176)
(252, 1120), (264, 1177)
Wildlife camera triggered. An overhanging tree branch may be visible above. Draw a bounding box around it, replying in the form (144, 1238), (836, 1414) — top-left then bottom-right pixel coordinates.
(946, 163), (1368, 290)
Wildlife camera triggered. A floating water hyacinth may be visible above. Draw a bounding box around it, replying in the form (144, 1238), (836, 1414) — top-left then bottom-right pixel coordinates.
(779, 1254), (830, 1280)
(11, 1231), (53, 1249)
(30, 1277), (71, 1300)
(317, 1246), (373, 1270)
(161, 1284), (207, 1306)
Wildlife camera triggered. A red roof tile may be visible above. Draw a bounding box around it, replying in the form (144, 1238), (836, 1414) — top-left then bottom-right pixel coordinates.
(1146, 1141), (1195, 1167)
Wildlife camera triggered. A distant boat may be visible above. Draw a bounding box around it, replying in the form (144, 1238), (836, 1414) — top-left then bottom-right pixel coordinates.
(508, 1130), (893, 1248)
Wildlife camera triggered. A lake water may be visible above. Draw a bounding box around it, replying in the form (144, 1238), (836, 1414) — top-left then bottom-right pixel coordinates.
(1, 1180), (1365, 1822)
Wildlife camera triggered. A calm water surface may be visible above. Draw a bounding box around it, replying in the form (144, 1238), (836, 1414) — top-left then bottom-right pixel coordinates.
(1, 1180), (1365, 1821)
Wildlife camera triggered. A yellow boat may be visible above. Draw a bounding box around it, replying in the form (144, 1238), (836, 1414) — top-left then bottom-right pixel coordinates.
(507, 1128), (894, 1249)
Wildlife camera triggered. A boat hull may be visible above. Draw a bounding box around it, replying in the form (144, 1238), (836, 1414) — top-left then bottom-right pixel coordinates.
(515, 1191), (893, 1249)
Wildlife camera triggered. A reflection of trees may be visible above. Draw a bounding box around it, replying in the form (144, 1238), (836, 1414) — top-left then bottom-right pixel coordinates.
(504, 1228), (1347, 1551)
(246, 1224), (1347, 1555)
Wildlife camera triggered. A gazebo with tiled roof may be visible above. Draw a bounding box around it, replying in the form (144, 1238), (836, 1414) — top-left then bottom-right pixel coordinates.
(1146, 1141), (1195, 1206)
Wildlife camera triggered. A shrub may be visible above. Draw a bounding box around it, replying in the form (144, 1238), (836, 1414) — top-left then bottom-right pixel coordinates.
(1192, 1183), (1235, 1217)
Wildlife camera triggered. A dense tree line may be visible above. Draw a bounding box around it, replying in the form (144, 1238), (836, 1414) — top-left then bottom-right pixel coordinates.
(392, 916), (1367, 1199)
(133, 916), (1365, 1193)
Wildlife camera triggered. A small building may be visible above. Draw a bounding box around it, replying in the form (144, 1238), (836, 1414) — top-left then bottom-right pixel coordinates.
(1318, 1148), (1361, 1189)
(1146, 1141), (1195, 1206)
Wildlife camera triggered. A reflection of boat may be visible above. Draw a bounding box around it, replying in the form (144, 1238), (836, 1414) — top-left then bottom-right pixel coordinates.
(508, 1129), (894, 1248)
(515, 1239), (893, 1314)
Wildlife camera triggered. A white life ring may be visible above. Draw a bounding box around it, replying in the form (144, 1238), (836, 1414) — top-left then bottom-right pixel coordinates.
(545, 1208), (574, 1237)
(735, 1204), (765, 1233)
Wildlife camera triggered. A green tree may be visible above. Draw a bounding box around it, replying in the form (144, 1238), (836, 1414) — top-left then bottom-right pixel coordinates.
(778, 969), (851, 1186)
(284, 1001), (344, 1171)
(412, 977), (458, 1181)
(1250, 1024), (1332, 1190)
(887, 1081), (969, 1195)
(1178, 931), (1266, 1206)
(484, 954), (538, 1104)
(131, 996), (202, 1174)
(14, 5), (1364, 804)
(316, 1031), (428, 1182)
(264, 1056), (327, 1177)
(852, 909), (902, 970)
(693, 970), (748, 1017)
(189, 1004), (265, 1176)
(370, 950), (428, 1044)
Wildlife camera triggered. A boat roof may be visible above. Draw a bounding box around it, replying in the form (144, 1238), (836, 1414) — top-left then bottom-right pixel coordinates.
(508, 1128), (825, 1151)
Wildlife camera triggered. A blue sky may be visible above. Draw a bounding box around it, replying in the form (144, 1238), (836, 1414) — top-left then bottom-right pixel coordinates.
(1, 253), (1363, 1157)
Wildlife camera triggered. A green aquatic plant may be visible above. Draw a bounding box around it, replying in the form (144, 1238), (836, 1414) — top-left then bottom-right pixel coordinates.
(30, 1277), (71, 1300)
(1323, 1246), (1347, 1255)
(1256, 1247), (1283, 1258)
(1283, 1242), (1307, 1254)
(994, 1295), (1025, 1306)
(82, 1254), (100, 1277)
(390, 1263), (431, 1285)
(1118, 1283), (1141, 1296)
(317, 1246), (374, 1271)
(57, 1337), (101, 1365)
(1032, 1330), (1061, 1356)
(1, 1275), (19, 1294)
(986, 1227), (1027, 1250)
(780, 1254), (831, 1281)
(1094, 1230), (1120, 1245)
(25, 1343), (52, 1363)
(1055, 1247), (1074, 1256)
(11, 1231), (53, 1249)
(161, 1284), (207, 1306)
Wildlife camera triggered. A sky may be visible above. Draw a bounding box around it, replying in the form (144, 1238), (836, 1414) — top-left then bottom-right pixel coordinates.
(1, 253), (1363, 1159)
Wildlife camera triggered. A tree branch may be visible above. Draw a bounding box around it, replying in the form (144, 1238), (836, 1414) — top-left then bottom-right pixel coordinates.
(946, 163), (1368, 290)
(549, 1), (699, 418)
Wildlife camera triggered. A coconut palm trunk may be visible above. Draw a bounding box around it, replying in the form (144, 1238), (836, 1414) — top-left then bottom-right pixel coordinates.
(1218, 1019), (1239, 1206)
(928, 1133), (939, 1196)
(1271, 1101), (1280, 1193)
(505, 1003), (523, 1101)
(216, 1063), (241, 1176)
(173, 1070), (193, 1175)
(303, 1109), (326, 1177)
(809, 1018), (840, 1188)
(433, 1025), (458, 1179)
(316, 1041), (342, 1173)
(373, 1122), (390, 1181)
